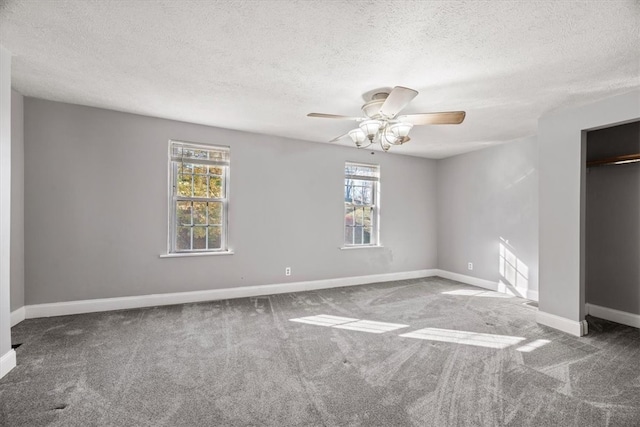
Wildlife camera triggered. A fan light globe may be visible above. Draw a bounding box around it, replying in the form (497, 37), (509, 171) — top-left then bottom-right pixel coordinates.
(389, 122), (413, 138)
(348, 129), (367, 147)
(359, 120), (383, 141)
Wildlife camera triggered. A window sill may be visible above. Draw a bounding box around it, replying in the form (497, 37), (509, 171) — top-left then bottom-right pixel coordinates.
(339, 245), (384, 250)
(159, 251), (234, 258)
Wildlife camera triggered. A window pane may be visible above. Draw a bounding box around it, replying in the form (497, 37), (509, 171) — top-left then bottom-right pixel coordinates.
(354, 226), (363, 244)
(176, 201), (192, 225)
(193, 164), (207, 175)
(192, 149), (209, 160)
(193, 175), (208, 197)
(355, 207), (364, 226)
(345, 164), (378, 178)
(352, 186), (363, 205)
(172, 145), (182, 158)
(193, 226), (207, 250)
(176, 226), (191, 251)
(345, 182), (353, 203)
(193, 202), (207, 225)
(345, 205), (354, 225)
(363, 227), (371, 244)
(208, 226), (222, 249)
(177, 174), (192, 197)
(172, 142), (229, 165)
(178, 163), (194, 174)
(209, 175), (223, 198)
(209, 166), (223, 175)
(345, 226), (354, 245)
(362, 184), (372, 205)
(345, 180), (373, 205)
(364, 207), (373, 228)
(209, 150), (228, 163)
(208, 202), (223, 225)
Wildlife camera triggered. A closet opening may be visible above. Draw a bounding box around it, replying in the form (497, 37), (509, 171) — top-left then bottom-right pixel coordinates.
(584, 120), (640, 329)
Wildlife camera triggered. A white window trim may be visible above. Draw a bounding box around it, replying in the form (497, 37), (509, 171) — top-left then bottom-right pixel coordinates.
(339, 245), (384, 250)
(160, 250), (234, 258)
(165, 140), (231, 255)
(343, 161), (380, 247)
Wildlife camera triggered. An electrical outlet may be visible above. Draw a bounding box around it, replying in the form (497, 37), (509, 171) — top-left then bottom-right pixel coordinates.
(468, 262), (473, 270)
(285, 267), (291, 276)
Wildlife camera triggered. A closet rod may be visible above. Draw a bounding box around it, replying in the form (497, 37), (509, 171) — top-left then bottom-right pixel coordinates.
(587, 153), (640, 167)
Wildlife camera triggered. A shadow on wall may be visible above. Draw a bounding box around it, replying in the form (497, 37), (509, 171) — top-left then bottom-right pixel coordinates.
(498, 237), (530, 299)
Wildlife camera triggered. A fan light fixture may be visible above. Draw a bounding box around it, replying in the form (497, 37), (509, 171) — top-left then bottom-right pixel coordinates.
(389, 122), (413, 139)
(307, 86), (466, 152)
(348, 129), (367, 147)
(347, 120), (413, 150)
(359, 119), (383, 141)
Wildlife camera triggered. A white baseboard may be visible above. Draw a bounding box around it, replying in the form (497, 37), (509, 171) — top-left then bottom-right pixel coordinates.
(19, 269), (542, 321)
(10, 306), (25, 327)
(586, 303), (640, 329)
(536, 310), (588, 336)
(0, 349), (16, 379)
(24, 269), (439, 320)
(434, 270), (498, 292)
(435, 270), (539, 301)
(524, 289), (539, 301)
(498, 280), (539, 301)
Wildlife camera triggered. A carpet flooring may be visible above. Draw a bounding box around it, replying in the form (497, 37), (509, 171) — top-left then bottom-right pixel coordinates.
(1, 277), (639, 426)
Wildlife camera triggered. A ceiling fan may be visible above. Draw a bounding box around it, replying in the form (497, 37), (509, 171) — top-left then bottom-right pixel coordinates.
(307, 86), (465, 151)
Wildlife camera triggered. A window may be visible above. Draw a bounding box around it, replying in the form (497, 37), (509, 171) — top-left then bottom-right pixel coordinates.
(169, 140), (229, 253)
(344, 162), (379, 246)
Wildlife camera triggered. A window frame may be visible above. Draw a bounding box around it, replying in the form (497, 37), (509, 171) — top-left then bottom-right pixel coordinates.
(343, 161), (380, 247)
(167, 140), (230, 254)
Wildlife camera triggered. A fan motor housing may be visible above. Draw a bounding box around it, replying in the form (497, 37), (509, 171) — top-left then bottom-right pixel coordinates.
(362, 92), (389, 118)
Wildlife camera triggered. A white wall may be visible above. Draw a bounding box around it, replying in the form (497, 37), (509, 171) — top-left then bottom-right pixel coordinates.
(17, 88), (640, 339)
(437, 136), (539, 300)
(0, 45), (15, 378)
(538, 90), (640, 331)
(10, 89), (24, 312)
(23, 98), (438, 305)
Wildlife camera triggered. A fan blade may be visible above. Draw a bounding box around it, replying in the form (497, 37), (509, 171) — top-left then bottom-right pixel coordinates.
(379, 86), (419, 118)
(400, 111), (466, 125)
(329, 131), (351, 142)
(308, 113), (362, 121)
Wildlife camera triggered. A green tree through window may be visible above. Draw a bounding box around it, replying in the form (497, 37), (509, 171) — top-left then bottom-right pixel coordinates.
(169, 141), (229, 252)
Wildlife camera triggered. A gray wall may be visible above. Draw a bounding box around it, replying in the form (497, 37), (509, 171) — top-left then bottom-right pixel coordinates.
(437, 136), (539, 298)
(585, 121), (640, 314)
(10, 89), (24, 312)
(23, 98), (438, 305)
(538, 89), (640, 322)
(0, 45), (12, 362)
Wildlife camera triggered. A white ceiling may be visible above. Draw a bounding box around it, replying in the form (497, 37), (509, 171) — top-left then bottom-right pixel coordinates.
(1, 1), (639, 158)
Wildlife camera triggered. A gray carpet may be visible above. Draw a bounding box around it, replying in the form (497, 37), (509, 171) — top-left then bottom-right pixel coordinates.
(1, 277), (639, 426)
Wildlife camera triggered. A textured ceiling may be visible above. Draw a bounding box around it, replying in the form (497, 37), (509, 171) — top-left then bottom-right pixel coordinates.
(1, 1), (639, 158)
